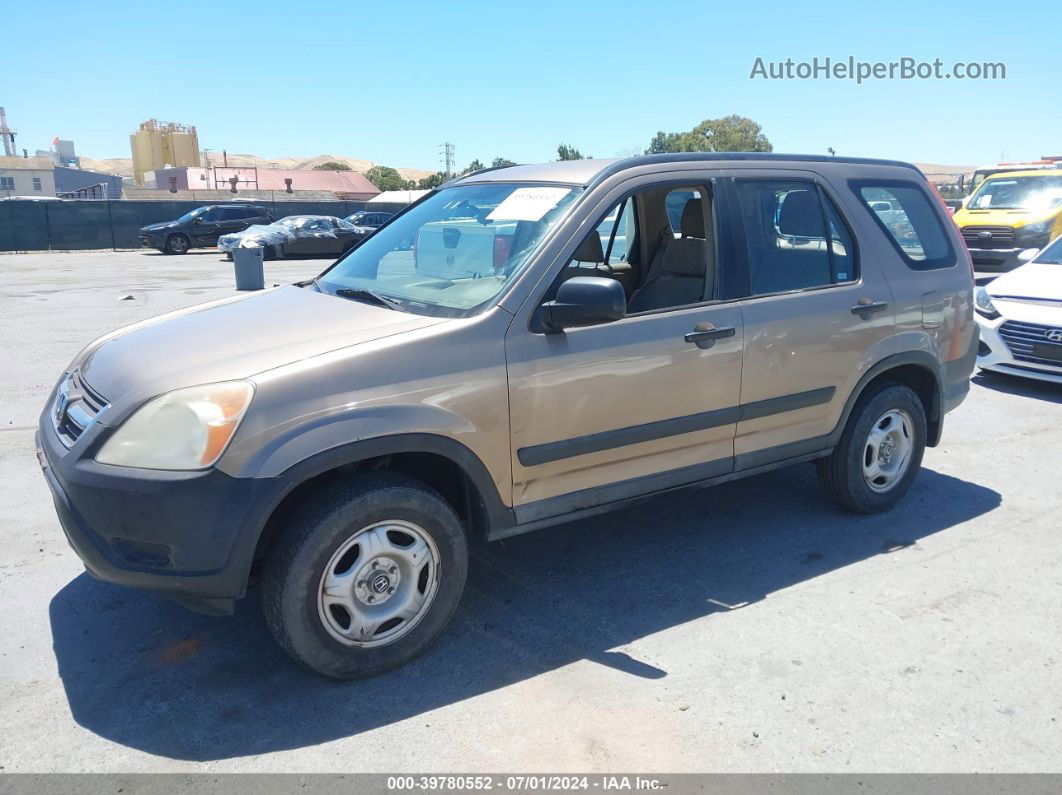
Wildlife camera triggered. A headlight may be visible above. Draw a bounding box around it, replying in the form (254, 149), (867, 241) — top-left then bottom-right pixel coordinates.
(974, 286), (999, 319)
(96, 381), (254, 470)
(1017, 219), (1054, 243)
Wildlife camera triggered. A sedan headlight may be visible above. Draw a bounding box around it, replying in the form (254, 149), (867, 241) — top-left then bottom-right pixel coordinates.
(974, 286), (999, 319)
(96, 381), (254, 470)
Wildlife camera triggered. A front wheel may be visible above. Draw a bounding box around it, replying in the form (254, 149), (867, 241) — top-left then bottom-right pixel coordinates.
(164, 234), (190, 255)
(261, 474), (468, 679)
(817, 382), (926, 513)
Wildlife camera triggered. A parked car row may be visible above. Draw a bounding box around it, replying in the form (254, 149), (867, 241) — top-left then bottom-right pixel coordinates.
(138, 205), (395, 256)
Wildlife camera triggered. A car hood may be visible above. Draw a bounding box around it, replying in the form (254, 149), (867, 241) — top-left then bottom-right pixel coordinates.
(81, 285), (446, 421)
(987, 262), (1062, 302)
(955, 208), (1056, 227)
(141, 221), (180, 232)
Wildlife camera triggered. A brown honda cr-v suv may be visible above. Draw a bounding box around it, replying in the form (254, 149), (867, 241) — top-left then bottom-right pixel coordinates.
(38, 154), (977, 678)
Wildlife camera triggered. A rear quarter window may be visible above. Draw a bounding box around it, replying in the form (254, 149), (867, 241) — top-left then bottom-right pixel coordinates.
(852, 180), (955, 270)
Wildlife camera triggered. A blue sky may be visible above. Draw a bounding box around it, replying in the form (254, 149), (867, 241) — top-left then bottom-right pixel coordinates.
(6, 0), (1060, 170)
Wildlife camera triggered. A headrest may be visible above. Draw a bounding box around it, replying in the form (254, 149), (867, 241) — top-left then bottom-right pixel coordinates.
(778, 190), (823, 236)
(572, 231), (604, 264)
(680, 198), (705, 238)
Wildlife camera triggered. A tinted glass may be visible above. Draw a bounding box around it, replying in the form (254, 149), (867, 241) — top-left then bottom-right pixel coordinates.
(823, 195), (856, 282)
(857, 183), (952, 268)
(733, 180), (833, 294)
(666, 189), (700, 236)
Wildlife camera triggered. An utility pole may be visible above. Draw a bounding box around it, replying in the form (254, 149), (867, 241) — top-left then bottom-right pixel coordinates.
(440, 142), (455, 177)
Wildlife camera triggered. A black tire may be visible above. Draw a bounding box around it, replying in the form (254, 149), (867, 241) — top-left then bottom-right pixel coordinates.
(817, 382), (927, 514)
(261, 473), (468, 679)
(164, 234), (190, 255)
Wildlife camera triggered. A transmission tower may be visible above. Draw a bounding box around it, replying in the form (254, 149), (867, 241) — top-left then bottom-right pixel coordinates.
(440, 142), (455, 177)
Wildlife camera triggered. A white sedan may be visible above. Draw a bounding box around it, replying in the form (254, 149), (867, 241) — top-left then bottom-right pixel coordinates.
(975, 236), (1062, 384)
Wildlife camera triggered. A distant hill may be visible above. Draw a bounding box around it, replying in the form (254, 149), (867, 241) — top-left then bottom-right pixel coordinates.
(77, 154), (975, 186)
(79, 153), (433, 183)
(914, 162), (975, 184)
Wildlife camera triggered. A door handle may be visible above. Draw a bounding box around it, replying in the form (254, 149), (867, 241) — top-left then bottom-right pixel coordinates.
(685, 326), (736, 344)
(850, 300), (889, 315)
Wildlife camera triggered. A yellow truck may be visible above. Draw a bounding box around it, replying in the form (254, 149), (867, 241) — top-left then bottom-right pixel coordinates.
(954, 168), (1062, 270)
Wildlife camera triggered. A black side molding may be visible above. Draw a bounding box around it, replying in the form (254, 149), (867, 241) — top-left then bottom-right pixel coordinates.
(517, 386), (835, 467)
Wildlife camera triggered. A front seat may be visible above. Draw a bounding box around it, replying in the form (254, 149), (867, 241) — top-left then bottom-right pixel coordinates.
(627, 199), (709, 313)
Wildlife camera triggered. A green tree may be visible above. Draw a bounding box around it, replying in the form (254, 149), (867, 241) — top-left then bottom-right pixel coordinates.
(417, 172), (447, 189)
(557, 143), (590, 161)
(492, 157), (517, 167)
(364, 165), (408, 191)
(461, 159), (485, 175)
(312, 161), (352, 171)
(645, 115), (772, 154)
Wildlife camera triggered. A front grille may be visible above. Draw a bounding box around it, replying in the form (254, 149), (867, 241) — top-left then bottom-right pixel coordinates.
(998, 320), (1062, 369)
(962, 225), (1015, 250)
(52, 370), (108, 447)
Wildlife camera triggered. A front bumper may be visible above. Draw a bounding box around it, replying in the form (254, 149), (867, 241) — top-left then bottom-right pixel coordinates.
(975, 313), (1062, 384)
(966, 247), (1028, 272)
(36, 409), (276, 614)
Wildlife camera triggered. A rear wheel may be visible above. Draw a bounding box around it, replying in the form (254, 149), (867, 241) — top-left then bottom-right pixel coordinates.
(261, 473), (468, 679)
(164, 234), (190, 255)
(817, 382), (926, 513)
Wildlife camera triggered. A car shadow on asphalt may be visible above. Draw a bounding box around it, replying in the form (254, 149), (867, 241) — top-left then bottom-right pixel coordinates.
(972, 371), (1062, 403)
(49, 464), (1000, 761)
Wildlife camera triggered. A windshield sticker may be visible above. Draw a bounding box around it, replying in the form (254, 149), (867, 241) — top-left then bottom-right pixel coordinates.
(487, 187), (571, 222)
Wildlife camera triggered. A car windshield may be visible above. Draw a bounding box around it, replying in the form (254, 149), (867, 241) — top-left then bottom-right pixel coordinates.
(315, 183), (582, 317)
(968, 175), (1062, 211)
(1033, 235), (1062, 264)
(176, 207), (207, 223)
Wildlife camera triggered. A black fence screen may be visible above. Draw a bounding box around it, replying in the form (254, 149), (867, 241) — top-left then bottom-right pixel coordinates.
(0, 200), (411, 252)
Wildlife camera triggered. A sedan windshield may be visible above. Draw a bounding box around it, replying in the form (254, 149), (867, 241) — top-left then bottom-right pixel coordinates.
(968, 175), (1062, 211)
(315, 183), (582, 317)
(1033, 235), (1062, 264)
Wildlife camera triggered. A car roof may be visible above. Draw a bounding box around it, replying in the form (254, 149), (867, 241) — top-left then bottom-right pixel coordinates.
(453, 153), (923, 187)
(979, 168), (1062, 179)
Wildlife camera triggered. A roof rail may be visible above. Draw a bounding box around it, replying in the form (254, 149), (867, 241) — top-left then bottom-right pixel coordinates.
(586, 152), (924, 190)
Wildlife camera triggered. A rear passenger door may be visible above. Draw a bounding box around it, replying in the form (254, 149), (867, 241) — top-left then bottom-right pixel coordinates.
(721, 171), (895, 466)
(216, 207), (251, 240)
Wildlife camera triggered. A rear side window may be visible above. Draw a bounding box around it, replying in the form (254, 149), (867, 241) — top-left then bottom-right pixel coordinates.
(854, 182), (954, 269)
(732, 179), (856, 295)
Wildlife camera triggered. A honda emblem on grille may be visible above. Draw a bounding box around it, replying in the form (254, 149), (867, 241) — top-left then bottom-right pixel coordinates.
(1047, 329), (1062, 343)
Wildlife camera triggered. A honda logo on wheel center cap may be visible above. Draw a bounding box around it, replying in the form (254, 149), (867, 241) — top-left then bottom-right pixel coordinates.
(370, 573), (391, 593)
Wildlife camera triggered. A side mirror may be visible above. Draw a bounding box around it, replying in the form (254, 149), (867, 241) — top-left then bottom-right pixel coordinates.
(533, 276), (626, 333)
(1018, 248), (1040, 263)
(194, 217), (205, 224)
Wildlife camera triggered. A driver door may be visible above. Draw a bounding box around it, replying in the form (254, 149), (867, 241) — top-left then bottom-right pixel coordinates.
(503, 176), (744, 523)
